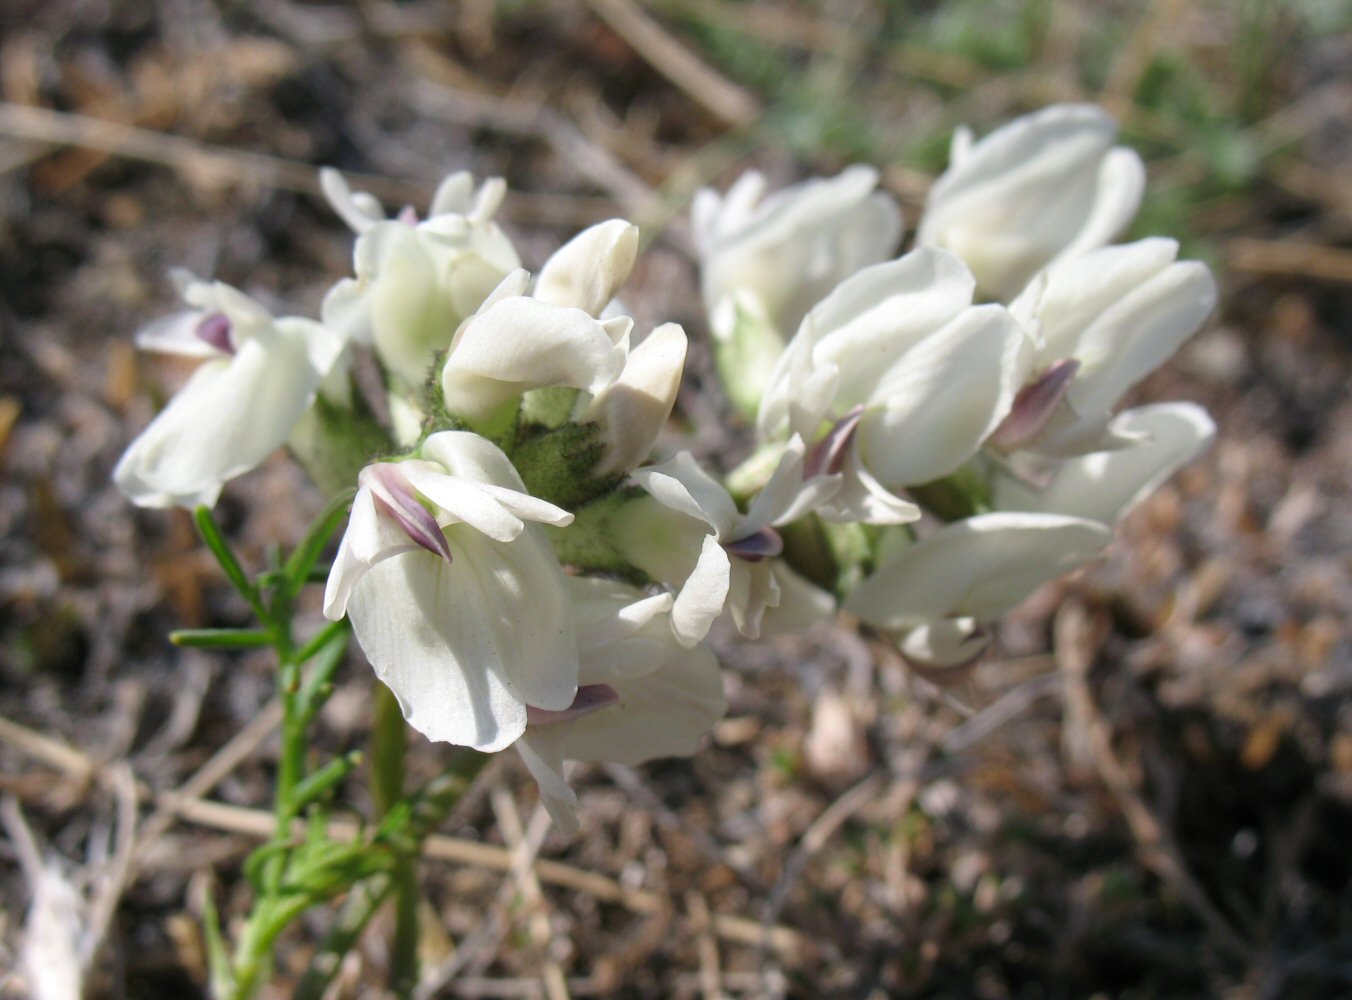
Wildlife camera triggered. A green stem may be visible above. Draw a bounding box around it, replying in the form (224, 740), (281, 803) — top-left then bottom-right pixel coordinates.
(223, 612), (311, 999)
(292, 875), (396, 1000)
(193, 506), (271, 624)
(295, 748), (492, 1000)
(226, 895), (314, 1000)
(372, 684), (418, 997)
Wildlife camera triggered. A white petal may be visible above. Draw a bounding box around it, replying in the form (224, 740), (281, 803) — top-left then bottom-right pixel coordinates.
(366, 225), (463, 388)
(565, 578), (676, 682)
(279, 317), (348, 384)
(757, 329), (835, 443)
(322, 485), (423, 620)
(320, 167), (386, 232)
(610, 496), (710, 590)
(515, 737), (580, 833)
(1070, 262), (1217, 417)
(429, 171), (475, 216)
(699, 166), (903, 336)
(844, 512), (1112, 628)
(670, 535), (732, 646)
(458, 525), (579, 714)
(1057, 146), (1146, 262)
(898, 618), (990, 669)
(758, 562), (836, 635)
(1030, 238), (1181, 362)
(348, 553), (529, 751)
(441, 298), (627, 421)
(918, 105), (1125, 299)
(805, 248), (978, 406)
(420, 430), (530, 489)
(858, 305), (1028, 487)
(725, 559), (779, 639)
(113, 326), (328, 509)
(994, 402), (1215, 524)
(586, 322), (687, 475)
(533, 219), (639, 316)
(819, 446), (921, 525)
(468, 177), (508, 223)
(348, 526), (578, 750)
(569, 578), (675, 665)
(741, 436), (838, 529)
(474, 483), (574, 526)
(949, 124), (974, 163)
(522, 640), (724, 769)
(400, 464), (526, 542)
(632, 451), (739, 535)
(134, 309), (224, 358)
(417, 432), (574, 530)
(183, 280), (274, 337)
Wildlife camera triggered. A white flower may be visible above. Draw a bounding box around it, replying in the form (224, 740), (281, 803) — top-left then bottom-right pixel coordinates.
(581, 320), (687, 475)
(844, 512), (1112, 668)
(917, 104), (1146, 301)
(440, 270), (631, 425)
(993, 402), (1215, 524)
(694, 166), (903, 340)
(531, 217), (639, 316)
(516, 577), (726, 832)
(440, 220), (687, 473)
(321, 168), (521, 391)
(613, 438), (838, 645)
(113, 275), (345, 509)
(758, 247), (1031, 523)
(692, 167), (902, 412)
(992, 239), (1217, 458)
(322, 431), (578, 752)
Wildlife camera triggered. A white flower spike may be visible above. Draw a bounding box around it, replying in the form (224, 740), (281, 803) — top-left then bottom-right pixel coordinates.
(321, 169), (520, 393)
(758, 247), (1031, 522)
(323, 432), (579, 752)
(694, 166), (903, 341)
(693, 166), (902, 412)
(997, 238), (1218, 458)
(439, 220), (688, 475)
(113, 275), (345, 509)
(918, 104), (1146, 301)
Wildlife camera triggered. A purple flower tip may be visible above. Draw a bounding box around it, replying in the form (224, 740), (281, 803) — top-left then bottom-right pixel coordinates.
(367, 463), (454, 563)
(723, 525), (784, 563)
(989, 358), (1081, 453)
(804, 405), (866, 479)
(526, 684), (620, 727)
(195, 312), (235, 355)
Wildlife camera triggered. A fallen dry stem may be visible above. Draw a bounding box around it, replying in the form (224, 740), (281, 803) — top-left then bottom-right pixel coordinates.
(0, 713), (809, 963)
(1226, 238), (1352, 285)
(490, 788), (570, 1000)
(585, 0), (760, 127)
(0, 101), (419, 203)
(1054, 602), (1253, 964)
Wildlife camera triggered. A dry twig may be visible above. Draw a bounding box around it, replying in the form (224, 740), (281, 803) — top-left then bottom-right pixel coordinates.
(0, 713), (809, 964)
(490, 788), (571, 1000)
(1054, 601), (1253, 964)
(1226, 237), (1352, 285)
(585, 0), (760, 127)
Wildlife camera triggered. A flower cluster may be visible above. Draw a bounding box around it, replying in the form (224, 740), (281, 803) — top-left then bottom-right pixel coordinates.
(700, 103), (1216, 668)
(116, 103), (1216, 829)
